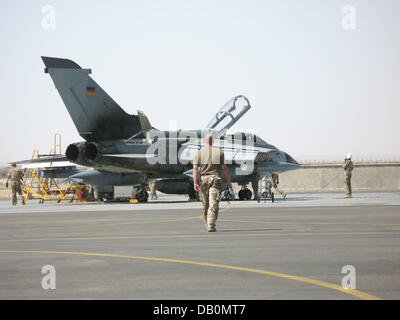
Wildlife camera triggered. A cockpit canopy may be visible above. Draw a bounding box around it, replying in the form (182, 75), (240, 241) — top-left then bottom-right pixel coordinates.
(205, 95), (251, 135)
(221, 131), (276, 149)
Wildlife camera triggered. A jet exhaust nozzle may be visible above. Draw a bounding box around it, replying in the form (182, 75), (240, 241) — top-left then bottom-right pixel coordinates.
(65, 144), (80, 162)
(66, 142), (96, 163)
(84, 143), (99, 161)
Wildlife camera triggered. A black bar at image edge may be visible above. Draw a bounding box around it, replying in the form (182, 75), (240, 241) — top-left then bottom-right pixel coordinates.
(0, 300), (388, 318)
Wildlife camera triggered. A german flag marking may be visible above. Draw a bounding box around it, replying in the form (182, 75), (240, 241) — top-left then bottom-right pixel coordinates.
(87, 87), (95, 95)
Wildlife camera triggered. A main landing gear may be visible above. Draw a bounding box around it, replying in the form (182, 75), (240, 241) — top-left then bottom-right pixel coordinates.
(134, 185), (149, 203)
(238, 186), (252, 200)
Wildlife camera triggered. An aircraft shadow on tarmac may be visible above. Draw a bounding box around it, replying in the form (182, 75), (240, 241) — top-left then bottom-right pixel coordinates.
(99, 196), (319, 205)
(96, 200), (191, 205)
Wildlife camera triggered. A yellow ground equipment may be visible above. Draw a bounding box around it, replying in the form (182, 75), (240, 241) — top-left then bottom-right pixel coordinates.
(22, 169), (89, 203)
(21, 133), (90, 204)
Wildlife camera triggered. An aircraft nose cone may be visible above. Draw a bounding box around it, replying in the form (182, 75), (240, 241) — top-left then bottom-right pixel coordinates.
(284, 152), (301, 167)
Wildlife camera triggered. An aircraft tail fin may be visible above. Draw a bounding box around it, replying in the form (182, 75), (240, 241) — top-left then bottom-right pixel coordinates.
(41, 56), (143, 141)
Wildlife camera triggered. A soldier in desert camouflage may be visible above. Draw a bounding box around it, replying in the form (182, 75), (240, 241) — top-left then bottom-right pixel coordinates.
(6, 164), (25, 205)
(149, 180), (158, 200)
(193, 134), (232, 232)
(269, 173), (287, 199)
(251, 170), (260, 200)
(342, 153), (354, 198)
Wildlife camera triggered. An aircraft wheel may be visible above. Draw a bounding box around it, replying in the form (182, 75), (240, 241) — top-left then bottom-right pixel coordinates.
(245, 189), (252, 200)
(136, 190), (148, 203)
(271, 193), (275, 203)
(238, 190), (246, 200)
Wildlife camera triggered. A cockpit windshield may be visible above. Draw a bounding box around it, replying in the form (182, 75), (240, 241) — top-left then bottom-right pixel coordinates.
(221, 132), (276, 149)
(205, 95), (251, 135)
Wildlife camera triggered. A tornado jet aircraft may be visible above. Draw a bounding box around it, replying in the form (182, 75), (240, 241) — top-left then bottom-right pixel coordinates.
(18, 57), (300, 202)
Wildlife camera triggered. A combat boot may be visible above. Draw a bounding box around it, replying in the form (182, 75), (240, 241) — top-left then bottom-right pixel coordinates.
(207, 223), (216, 232)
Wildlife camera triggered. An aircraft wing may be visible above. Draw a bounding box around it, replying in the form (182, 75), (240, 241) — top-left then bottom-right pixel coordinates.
(12, 154), (68, 166)
(11, 155), (78, 171)
(21, 162), (76, 170)
(10, 155), (82, 179)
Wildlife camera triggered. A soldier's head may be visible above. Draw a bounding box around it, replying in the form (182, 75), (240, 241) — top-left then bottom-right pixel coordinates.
(204, 134), (214, 146)
(345, 153), (352, 160)
(11, 164), (16, 168)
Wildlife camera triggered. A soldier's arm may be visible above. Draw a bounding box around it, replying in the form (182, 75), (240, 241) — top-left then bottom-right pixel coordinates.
(6, 170), (11, 184)
(19, 170), (24, 182)
(193, 152), (200, 192)
(221, 164), (232, 188)
(193, 164), (200, 192)
(5, 170), (11, 188)
(220, 151), (232, 188)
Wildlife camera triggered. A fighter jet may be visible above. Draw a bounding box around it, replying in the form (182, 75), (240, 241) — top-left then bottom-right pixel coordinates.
(18, 57), (300, 202)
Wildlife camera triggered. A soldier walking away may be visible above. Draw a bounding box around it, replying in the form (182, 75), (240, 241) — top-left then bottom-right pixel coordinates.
(149, 180), (158, 200)
(342, 153), (354, 198)
(193, 134), (232, 232)
(270, 173), (287, 199)
(6, 164), (25, 205)
(251, 170), (260, 200)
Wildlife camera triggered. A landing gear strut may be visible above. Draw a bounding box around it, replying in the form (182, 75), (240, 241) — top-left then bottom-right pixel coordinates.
(134, 185), (149, 203)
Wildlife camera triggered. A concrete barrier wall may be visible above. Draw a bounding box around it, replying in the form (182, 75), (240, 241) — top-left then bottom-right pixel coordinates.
(1, 163), (400, 196)
(278, 163), (400, 192)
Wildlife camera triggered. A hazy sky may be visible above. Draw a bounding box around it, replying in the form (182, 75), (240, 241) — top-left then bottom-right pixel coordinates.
(1, 0), (399, 165)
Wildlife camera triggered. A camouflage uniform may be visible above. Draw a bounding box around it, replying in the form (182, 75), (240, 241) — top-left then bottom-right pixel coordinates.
(251, 170), (260, 199)
(7, 167), (24, 205)
(270, 173), (287, 198)
(194, 146), (225, 231)
(149, 181), (158, 200)
(343, 160), (354, 197)
(200, 175), (222, 229)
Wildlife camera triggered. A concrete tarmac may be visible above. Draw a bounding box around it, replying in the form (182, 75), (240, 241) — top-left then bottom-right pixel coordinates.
(0, 192), (399, 300)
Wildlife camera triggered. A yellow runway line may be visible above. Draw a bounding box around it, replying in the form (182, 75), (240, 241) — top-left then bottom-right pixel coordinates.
(220, 200), (251, 213)
(0, 250), (380, 300)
